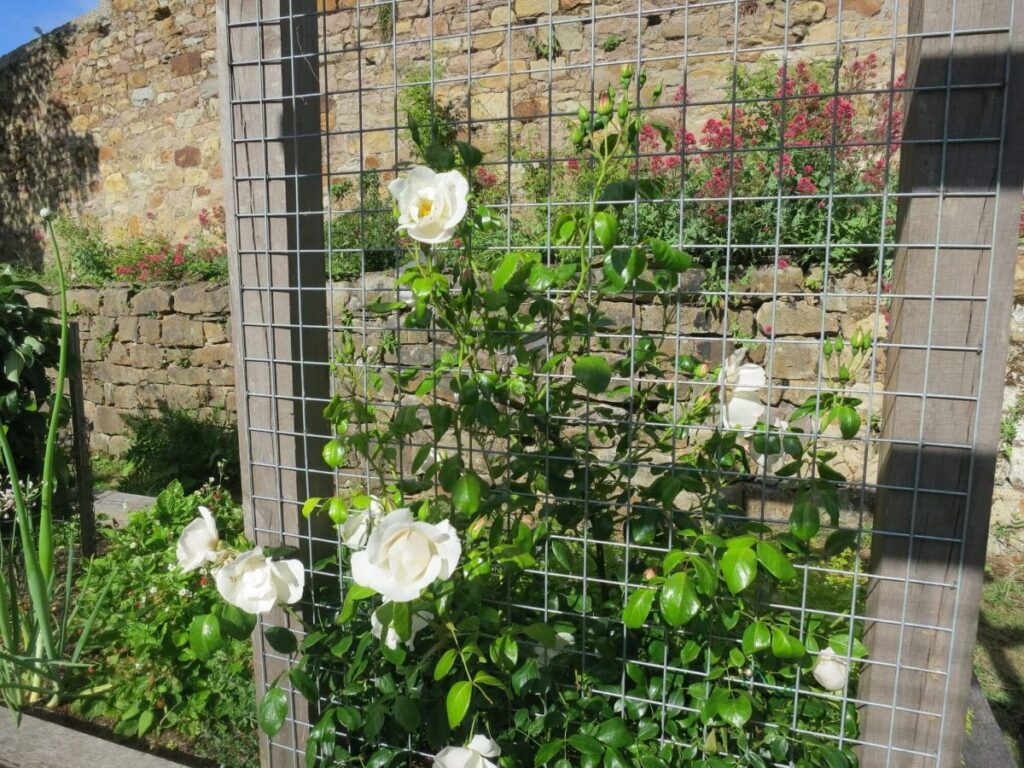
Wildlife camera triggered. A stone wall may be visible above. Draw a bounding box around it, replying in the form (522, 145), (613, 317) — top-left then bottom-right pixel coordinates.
(0, 0), (902, 266)
(0, 0), (221, 266)
(52, 283), (233, 455)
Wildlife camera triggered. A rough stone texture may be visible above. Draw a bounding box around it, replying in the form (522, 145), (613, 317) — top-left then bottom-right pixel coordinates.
(0, 0), (221, 264)
(57, 283), (234, 456)
(0, 0), (904, 266)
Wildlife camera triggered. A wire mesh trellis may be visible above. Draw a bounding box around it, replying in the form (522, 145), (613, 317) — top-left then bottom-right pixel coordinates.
(215, 0), (1024, 766)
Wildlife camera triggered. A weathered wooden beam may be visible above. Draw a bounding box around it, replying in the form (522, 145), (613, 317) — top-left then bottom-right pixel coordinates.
(216, 1), (333, 765)
(860, 1), (1024, 765)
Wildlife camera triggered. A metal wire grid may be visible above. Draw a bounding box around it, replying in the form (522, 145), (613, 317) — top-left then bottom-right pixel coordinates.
(218, 0), (1019, 765)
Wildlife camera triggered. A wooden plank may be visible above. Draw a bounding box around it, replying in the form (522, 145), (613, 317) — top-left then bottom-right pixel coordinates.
(67, 322), (95, 557)
(859, 1), (1024, 765)
(216, 1), (334, 765)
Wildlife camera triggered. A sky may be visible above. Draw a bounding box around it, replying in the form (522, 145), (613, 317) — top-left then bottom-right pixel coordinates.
(0, 0), (97, 57)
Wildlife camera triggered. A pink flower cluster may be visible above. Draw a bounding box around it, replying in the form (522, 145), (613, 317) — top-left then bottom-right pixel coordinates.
(112, 207), (227, 283)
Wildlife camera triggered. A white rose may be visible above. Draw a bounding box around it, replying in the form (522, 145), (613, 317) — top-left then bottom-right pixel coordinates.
(370, 604), (433, 650)
(339, 495), (386, 549)
(433, 735), (500, 768)
(350, 508), (461, 602)
(214, 548), (305, 615)
(719, 349), (766, 431)
(535, 630), (575, 664)
(176, 506), (219, 571)
(389, 166), (469, 244)
(812, 647), (850, 691)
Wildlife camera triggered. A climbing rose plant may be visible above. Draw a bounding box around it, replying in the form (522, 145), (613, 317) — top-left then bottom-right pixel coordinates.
(179, 67), (874, 768)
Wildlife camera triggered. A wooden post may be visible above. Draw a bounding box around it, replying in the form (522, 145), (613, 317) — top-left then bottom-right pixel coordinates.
(68, 322), (95, 557)
(216, 1), (333, 765)
(860, 1), (1024, 765)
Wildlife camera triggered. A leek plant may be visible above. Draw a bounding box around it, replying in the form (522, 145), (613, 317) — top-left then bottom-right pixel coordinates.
(0, 210), (108, 713)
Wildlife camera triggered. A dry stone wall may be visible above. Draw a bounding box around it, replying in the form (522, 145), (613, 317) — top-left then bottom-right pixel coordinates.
(0, 0), (221, 265)
(46, 283), (233, 455)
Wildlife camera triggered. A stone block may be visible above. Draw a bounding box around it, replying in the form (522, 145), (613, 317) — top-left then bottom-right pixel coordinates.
(203, 322), (228, 344)
(116, 317), (139, 342)
(190, 344), (232, 367)
(161, 316), (205, 347)
(756, 301), (840, 336)
(94, 405), (124, 434)
(174, 284), (228, 314)
(100, 288), (131, 317)
(131, 288), (172, 315)
(174, 146), (202, 167)
(139, 317), (162, 344)
(131, 86), (155, 106)
(68, 289), (102, 315)
(169, 51), (202, 74)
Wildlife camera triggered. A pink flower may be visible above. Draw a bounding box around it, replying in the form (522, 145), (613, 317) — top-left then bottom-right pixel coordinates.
(778, 257), (790, 270)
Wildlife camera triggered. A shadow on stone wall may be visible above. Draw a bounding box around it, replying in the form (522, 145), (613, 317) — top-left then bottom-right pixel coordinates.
(0, 27), (98, 268)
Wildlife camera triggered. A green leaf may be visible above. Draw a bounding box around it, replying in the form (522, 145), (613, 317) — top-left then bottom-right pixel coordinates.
(837, 405), (861, 439)
(456, 140), (483, 169)
(824, 528), (858, 557)
(623, 587), (656, 629)
(790, 498), (821, 541)
(720, 546), (757, 594)
(649, 239), (692, 272)
(756, 541), (797, 581)
(446, 680), (473, 728)
(322, 439), (346, 469)
(716, 693), (752, 728)
(535, 740), (565, 766)
(771, 628), (806, 659)
(137, 709), (155, 737)
(573, 355), (612, 394)
(742, 621), (772, 655)
(393, 695), (421, 733)
(592, 211), (619, 252)
(568, 734), (605, 756)
(258, 686), (290, 737)
(596, 717), (632, 748)
(603, 246), (646, 291)
(434, 648), (457, 681)
(265, 625), (298, 655)
(493, 252), (523, 292)
(511, 657), (540, 694)
(189, 614), (224, 661)
(289, 668), (319, 701)
(659, 571), (701, 627)
(216, 603), (257, 641)
(452, 472), (487, 515)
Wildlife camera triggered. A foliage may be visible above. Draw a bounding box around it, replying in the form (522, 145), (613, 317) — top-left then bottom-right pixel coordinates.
(51, 207), (228, 284)
(120, 404), (241, 496)
(0, 218), (107, 711)
(526, 55), (904, 279)
(0, 266), (64, 486)
(241, 67), (874, 768)
(73, 481), (258, 767)
(326, 171), (400, 278)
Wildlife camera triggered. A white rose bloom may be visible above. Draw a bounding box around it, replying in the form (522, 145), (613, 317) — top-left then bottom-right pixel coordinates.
(812, 647), (850, 691)
(339, 495), (386, 549)
(433, 735), (500, 768)
(176, 506), (220, 571)
(350, 508), (461, 603)
(214, 548), (305, 615)
(750, 418), (790, 475)
(718, 349), (766, 432)
(535, 630), (575, 664)
(370, 604), (433, 650)
(389, 166), (469, 244)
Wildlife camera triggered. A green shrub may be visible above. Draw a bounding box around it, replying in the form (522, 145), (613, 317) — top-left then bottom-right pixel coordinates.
(49, 209), (228, 285)
(120, 405), (240, 496)
(0, 266), (66, 487)
(326, 170), (399, 278)
(73, 481), (257, 767)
